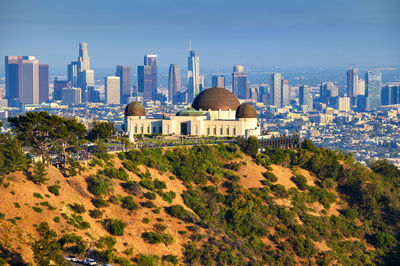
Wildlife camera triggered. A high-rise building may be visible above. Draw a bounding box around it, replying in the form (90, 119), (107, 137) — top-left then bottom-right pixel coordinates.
(365, 71), (382, 111)
(320, 82), (338, 104)
(232, 65), (249, 99)
(137, 65), (152, 102)
(62, 87), (81, 105)
(168, 64), (181, 104)
(67, 61), (78, 87)
(381, 85), (399, 106)
(270, 73), (282, 107)
(39, 64), (49, 103)
(346, 68), (359, 98)
(336, 96), (351, 112)
(77, 42), (95, 95)
(357, 79), (365, 96)
(187, 50), (200, 100)
(212, 75), (225, 88)
(116, 65), (131, 104)
(5, 56), (23, 103)
(105, 76), (120, 105)
(21, 57), (39, 104)
(299, 85), (312, 111)
(281, 79), (290, 107)
(144, 55), (158, 101)
(53, 79), (71, 100)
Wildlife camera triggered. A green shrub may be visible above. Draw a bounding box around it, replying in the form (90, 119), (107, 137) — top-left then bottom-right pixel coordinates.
(87, 174), (113, 197)
(103, 219), (126, 236)
(291, 174), (308, 190)
(144, 192), (156, 200)
(123, 181), (142, 196)
(136, 254), (159, 266)
(162, 254), (178, 265)
(14, 202), (21, 208)
(159, 191), (176, 203)
(154, 179), (167, 190)
(262, 171), (278, 182)
(142, 218), (150, 224)
(69, 203), (86, 213)
(89, 209), (103, 219)
(153, 223), (167, 232)
(32, 207), (43, 213)
(142, 200), (156, 209)
(40, 201), (56, 210)
(142, 231), (175, 245)
(47, 185), (60, 196)
(33, 193), (43, 199)
(53, 217), (60, 223)
(92, 197), (109, 208)
(121, 196), (139, 211)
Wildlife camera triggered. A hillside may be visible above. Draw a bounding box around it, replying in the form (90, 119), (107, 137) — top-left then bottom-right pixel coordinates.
(0, 141), (399, 265)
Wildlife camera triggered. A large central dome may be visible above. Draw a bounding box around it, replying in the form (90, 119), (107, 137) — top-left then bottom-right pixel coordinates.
(192, 87), (240, 111)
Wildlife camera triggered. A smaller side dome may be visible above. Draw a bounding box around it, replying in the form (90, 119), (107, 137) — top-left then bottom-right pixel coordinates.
(236, 103), (257, 118)
(125, 102), (146, 116)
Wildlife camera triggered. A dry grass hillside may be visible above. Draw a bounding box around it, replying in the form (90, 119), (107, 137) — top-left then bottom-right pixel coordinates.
(0, 150), (359, 265)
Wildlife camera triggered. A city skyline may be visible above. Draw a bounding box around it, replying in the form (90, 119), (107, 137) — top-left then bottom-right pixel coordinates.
(1, 0), (399, 73)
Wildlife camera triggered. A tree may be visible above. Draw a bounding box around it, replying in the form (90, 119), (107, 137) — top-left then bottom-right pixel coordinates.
(0, 133), (27, 177)
(8, 112), (86, 165)
(31, 161), (48, 185)
(86, 121), (116, 142)
(237, 136), (260, 157)
(31, 222), (63, 266)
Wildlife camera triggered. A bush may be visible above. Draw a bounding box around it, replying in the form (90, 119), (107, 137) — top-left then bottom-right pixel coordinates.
(14, 202), (21, 208)
(96, 236), (116, 249)
(142, 231), (175, 245)
(144, 192), (156, 200)
(32, 207), (43, 213)
(89, 209), (103, 219)
(47, 185), (60, 196)
(154, 179), (167, 190)
(162, 255), (179, 265)
(53, 217), (60, 223)
(33, 193), (43, 199)
(69, 203), (86, 213)
(142, 200), (156, 209)
(87, 174), (113, 197)
(100, 167), (129, 181)
(159, 191), (176, 203)
(237, 136), (260, 157)
(123, 181), (142, 196)
(137, 254), (159, 266)
(153, 223), (167, 232)
(291, 174), (308, 190)
(165, 205), (198, 223)
(121, 196), (139, 211)
(92, 198), (109, 208)
(104, 219), (126, 236)
(262, 171), (278, 182)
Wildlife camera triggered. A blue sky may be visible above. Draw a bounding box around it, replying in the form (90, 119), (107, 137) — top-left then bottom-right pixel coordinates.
(0, 0), (399, 71)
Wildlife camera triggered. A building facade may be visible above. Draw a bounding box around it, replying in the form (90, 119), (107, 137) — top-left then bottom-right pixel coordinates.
(232, 65), (249, 99)
(105, 76), (120, 105)
(365, 70), (382, 111)
(168, 64), (181, 104)
(187, 50), (200, 100)
(212, 75), (225, 88)
(125, 87), (260, 142)
(270, 73), (282, 107)
(116, 65), (131, 104)
(39, 64), (49, 103)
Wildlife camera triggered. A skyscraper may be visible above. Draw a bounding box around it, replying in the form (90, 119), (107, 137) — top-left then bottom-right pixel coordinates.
(5, 56), (23, 103)
(365, 70), (382, 111)
(270, 73), (282, 107)
(53, 79), (71, 100)
(299, 85), (312, 111)
(281, 79), (290, 107)
(137, 65), (152, 102)
(346, 68), (358, 98)
(168, 64), (181, 104)
(39, 64), (49, 103)
(21, 57), (39, 104)
(144, 55), (158, 101)
(187, 50), (200, 100)
(77, 42), (95, 98)
(62, 87), (81, 105)
(105, 76), (120, 105)
(116, 65), (131, 104)
(232, 65), (249, 99)
(67, 61), (78, 87)
(212, 75), (225, 88)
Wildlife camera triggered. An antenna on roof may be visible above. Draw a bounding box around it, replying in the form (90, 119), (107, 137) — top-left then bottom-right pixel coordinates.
(189, 40), (192, 51)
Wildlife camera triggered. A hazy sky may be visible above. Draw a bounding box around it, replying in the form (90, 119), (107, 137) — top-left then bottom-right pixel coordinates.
(1, 0), (399, 71)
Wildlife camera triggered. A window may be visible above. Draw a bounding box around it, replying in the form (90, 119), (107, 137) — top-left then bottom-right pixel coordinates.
(147, 126), (150, 133)
(233, 127), (236, 135)
(213, 127), (216, 135)
(207, 127), (210, 135)
(159, 127), (162, 133)
(227, 127), (230, 135)
(153, 127), (156, 134)
(141, 126), (143, 133)
(220, 127), (223, 135)
(134, 126), (137, 134)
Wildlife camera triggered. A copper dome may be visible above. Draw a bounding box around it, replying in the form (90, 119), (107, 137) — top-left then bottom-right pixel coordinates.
(125, 102), (146, 116)
(236, 103), (257, 118)
(192, 87), (240, 111)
